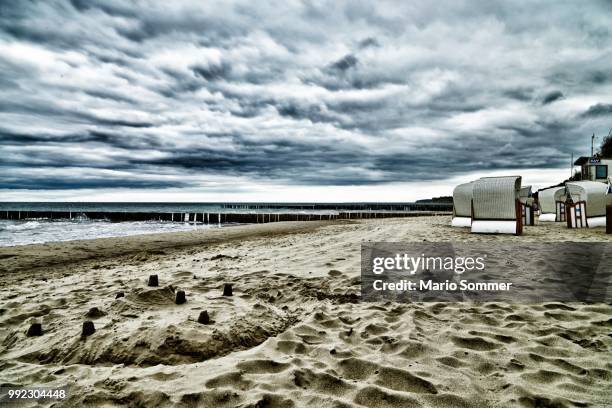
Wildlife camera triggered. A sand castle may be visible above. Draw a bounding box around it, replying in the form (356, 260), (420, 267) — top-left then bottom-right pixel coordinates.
(26, 322), (43, 337)
(85, 307), (106, 318)
(175, 290), (186, 304)
(82, 321), (95, 337)
(197, 310), (210, 325)
(148, 274), (159, 287)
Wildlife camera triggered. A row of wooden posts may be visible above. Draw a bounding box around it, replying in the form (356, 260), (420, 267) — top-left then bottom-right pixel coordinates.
(1, 210), (451, 224)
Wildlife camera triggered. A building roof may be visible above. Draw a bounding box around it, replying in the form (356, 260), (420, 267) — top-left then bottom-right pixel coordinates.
(574, 156), (591, 165)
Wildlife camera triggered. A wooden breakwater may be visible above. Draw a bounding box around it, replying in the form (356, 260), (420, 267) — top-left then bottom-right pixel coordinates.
(0, 210), (451, 224)
(221, 203), (453, 211)
(338, 211), (450, 219)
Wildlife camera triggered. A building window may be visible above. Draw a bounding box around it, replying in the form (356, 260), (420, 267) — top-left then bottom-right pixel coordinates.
(595, 165), (608, 179)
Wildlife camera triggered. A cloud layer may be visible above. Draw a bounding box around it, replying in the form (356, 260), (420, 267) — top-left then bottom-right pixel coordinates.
(1, 0), (611, 199)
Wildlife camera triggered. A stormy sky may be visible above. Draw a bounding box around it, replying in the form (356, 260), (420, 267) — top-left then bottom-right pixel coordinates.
(1, 0), (611, 201)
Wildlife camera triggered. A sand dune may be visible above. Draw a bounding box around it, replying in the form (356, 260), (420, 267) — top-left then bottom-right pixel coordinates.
(1, 216), (611, 407)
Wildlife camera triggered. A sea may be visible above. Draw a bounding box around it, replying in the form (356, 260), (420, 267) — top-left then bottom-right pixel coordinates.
(0, 202), (448, 247)
(0, 202), (326, 247)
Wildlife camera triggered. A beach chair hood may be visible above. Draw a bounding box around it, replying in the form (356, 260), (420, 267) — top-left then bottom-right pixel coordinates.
(565, 181), (609, 217)
(452, 182), (474, 218)
(471, 176), (522, 234)
(472, 176), (521, 220)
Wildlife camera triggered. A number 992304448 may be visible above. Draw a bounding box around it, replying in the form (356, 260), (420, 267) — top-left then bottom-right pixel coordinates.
(1, 387), (69, 403)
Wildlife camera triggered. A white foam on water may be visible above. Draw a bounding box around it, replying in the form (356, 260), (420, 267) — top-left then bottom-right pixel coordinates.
(0, 219), (217, 247)
(2, 221), (42, 231)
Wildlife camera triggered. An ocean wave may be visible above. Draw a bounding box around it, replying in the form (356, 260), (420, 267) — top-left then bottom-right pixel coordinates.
(1, 221), (42, 231)
(0, 220), (217, 247)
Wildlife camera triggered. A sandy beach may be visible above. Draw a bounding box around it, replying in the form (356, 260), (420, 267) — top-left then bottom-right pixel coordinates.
(1, 216), (611, 407)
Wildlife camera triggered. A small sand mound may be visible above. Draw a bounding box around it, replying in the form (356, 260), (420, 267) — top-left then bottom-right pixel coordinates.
(205, 371), (253, 390)
(127, 286), (175, 306)
(236, 359), (291, 374)
(374, 366), (438, 394)
(451, 335), (501, 351)
(353, 385), (422, 408)
(75, 390), (171, 407)
(130, 251), (165, 263)
(17, 305), (298, 366)
(85, 307), (106, 318)
(291, 367), (354, 396)
(210, 254), (237, 261)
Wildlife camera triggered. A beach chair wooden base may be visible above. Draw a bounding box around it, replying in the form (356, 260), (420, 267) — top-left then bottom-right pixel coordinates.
(555, 201), (566, 222)
(520, 203), (534, 226)
(566, 201), (587, 228)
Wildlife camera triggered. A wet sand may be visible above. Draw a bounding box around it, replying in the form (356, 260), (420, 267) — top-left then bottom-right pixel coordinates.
(1, 216), (611, 407)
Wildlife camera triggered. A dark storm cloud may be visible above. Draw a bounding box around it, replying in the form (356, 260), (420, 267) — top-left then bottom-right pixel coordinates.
(581, 103), (612, 117)
(84, 90), (139, 104)
(0, 98), (154, 129)
(585, 71), (610, 85)
(0, 176), (186, 190)
(502, 88), (533, 101)
(191, 62), (232, 81)
(132, 143), (387, 185)
(0, 128), (161, 151)
(358, 37), (380, 49)
(275, 101), (341, 125)
(68, 0), (137, 18)
(1, 0), (611, 192)
(330, 54), (358, 72)
(542, 90), (564, 105)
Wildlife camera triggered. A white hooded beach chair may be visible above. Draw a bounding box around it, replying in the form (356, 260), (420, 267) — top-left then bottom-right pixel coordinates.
(537, 186), (567, 222)
(451, 181), (474, 227)
(519, 185), (532, 204)
(565, 181), (609, 228)
(471, 176), (522, 235)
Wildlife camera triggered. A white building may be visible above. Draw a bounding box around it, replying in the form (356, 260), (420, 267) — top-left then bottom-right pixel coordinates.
(574, 155), (611, 182)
